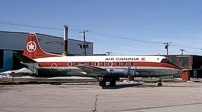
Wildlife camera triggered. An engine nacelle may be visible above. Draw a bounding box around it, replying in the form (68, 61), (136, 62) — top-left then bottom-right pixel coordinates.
(128, 70), (139, 77)
(106, 68), (138, 76)
(106, 68), (127, 74)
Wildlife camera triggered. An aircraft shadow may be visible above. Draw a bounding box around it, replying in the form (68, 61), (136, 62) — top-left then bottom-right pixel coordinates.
(101, 83), (188, 89)
(101, 83), (143, 89)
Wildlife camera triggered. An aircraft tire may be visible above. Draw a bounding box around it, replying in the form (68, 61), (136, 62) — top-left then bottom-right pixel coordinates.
(109, 79), (116, 86)
(158, 82), (162, 86)
(99, 81), (106, 86)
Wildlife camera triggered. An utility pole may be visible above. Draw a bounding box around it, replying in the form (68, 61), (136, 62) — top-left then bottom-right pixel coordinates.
(106, 52), (112, 56)
(79, 30), (89, 56)
(163, 42), (171, 58)
(62, 25), (68, 56)
(180, 49), (185, 55)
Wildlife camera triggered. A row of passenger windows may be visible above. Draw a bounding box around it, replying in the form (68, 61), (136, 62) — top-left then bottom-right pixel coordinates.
(68, 62), (135, 67)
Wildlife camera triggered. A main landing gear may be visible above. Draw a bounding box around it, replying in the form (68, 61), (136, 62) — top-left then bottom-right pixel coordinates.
(98, 77), (117, 86)
(97, 76), (107, 87)
(127, 76), (134, 81)
(109, 78), (116, 86)
(99, 81), (106, 86)
(157, 79), (162, 86)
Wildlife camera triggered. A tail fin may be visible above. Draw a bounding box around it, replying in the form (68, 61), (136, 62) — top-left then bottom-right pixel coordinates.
(23, 33), (60, 59)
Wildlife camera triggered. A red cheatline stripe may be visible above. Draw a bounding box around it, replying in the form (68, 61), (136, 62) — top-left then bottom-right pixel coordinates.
(38, 61), (180, 69)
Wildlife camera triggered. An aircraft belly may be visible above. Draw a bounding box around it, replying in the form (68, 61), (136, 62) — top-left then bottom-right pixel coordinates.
(104, 73), (128, 77)
(35, 67), (181, 78)
(36, 68), (93, 77)
(134, 69), (181, 77)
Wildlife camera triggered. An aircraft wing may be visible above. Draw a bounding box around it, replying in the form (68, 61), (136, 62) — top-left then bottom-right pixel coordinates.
(76, 65), (108, 76)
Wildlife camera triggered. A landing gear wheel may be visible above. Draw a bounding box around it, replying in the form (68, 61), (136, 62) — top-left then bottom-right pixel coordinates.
(109, 80), (116, 86)
(158, 82), (162, 86)
(99, 81), (106, 86)
(128, 76), (134, 81)
(157, 79), (162, 86)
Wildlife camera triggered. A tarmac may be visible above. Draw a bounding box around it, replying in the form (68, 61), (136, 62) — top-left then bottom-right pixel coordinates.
(0, 81), (202, 112)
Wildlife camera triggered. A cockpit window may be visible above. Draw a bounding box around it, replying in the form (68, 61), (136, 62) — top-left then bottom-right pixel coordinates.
(161, 58), (180, 68)
(161, 59), (170, 63)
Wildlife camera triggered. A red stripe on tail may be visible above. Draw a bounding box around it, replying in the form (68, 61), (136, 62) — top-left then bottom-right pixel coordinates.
(23, 33), (60, 59)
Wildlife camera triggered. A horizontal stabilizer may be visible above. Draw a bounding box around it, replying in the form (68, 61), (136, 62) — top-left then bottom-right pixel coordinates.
(13, 52), (37, 63)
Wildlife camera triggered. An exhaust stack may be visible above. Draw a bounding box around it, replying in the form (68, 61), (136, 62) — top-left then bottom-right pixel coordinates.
(62, 25), (68, 56)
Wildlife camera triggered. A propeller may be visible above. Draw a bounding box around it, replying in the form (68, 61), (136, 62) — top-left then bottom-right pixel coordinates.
(127, 66), (134, 81)
(127, 66), (131, 75)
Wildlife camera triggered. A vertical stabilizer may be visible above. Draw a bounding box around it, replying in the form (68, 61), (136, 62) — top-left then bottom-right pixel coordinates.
(23, 33), (60, 59)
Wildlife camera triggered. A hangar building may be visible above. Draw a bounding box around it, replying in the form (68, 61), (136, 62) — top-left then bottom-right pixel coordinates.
(168, 55), (202, 78)
(0, 31), (93, 72)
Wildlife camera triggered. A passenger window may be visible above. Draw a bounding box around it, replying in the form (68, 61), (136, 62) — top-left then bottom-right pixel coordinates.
(89, 62), (92, 65)
(116, 62), (119, 66)
(75, 62), (78, 65)
(109, 62), (112, 66)
(102, 62), (105, 66)
(131, 62), (134, 66)
(82, 62), (84, 64)
(123, 62), (126, 66)
(95, 62), (98, 66)
(68, 62), (72, 67)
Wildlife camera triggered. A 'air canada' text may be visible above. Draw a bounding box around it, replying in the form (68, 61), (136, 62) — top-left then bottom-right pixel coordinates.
(105, 57), (139, 61)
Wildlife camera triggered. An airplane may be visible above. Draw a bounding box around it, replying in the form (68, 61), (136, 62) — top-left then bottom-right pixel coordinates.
(13, 33), (182, 87)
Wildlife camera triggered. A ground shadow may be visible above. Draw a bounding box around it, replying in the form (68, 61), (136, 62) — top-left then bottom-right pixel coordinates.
(101, 83), (143, 89)
(101, 82), (189, 89)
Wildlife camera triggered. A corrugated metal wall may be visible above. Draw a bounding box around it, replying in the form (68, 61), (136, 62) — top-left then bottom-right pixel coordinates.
(2, 50), (13, 72)
(0, 31), (93, 72)
(0, 31), (93, 55)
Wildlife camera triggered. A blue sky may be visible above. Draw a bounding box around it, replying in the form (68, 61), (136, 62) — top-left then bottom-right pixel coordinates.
(1, 0), (202, 55)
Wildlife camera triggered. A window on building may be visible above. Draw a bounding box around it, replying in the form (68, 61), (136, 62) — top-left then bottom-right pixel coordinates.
(0, 50), (3, 68)
(171, 57), (177, 65)
(181, 57), (189, 67)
